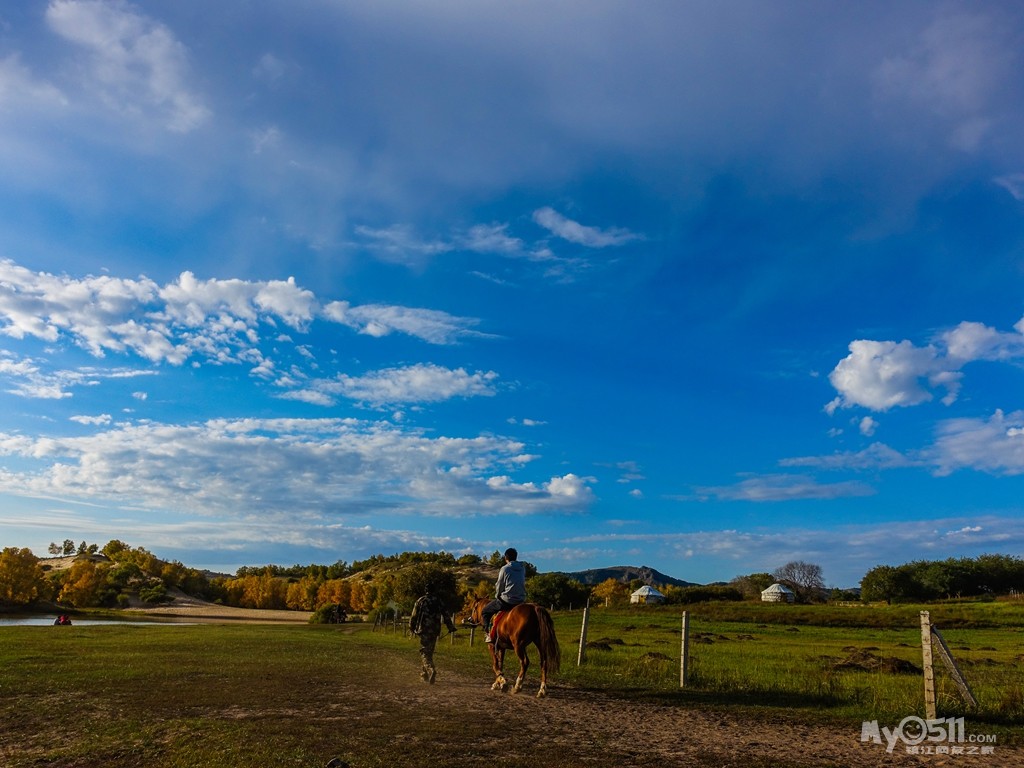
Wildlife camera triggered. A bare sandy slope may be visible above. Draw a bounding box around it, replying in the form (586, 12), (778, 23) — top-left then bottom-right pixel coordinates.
(125, 589), (311, 623)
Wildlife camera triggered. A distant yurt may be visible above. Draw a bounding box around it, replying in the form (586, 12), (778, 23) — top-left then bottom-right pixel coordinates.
(630, 585), (665, 605)
(761, 583), (795, 603)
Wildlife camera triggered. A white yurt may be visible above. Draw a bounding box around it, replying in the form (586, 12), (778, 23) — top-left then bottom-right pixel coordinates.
(630, 585), (665, 605)
(760, 583), (795, 603)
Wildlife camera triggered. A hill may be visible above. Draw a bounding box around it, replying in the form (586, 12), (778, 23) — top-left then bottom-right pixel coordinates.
(559, 565), (698, 588)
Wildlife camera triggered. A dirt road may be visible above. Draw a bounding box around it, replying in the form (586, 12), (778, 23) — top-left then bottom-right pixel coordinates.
(319, 645), (1019, 768)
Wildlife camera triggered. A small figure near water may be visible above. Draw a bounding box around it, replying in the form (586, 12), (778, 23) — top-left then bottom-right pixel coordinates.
(53, 614), (72, 626)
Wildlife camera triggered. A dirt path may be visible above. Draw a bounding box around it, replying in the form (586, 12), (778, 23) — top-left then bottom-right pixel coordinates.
(120, 598), (1018, 766)
(372, 661), (1018, 768)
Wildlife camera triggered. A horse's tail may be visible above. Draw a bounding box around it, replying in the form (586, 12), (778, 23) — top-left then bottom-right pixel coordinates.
(535, 606), (561, 674)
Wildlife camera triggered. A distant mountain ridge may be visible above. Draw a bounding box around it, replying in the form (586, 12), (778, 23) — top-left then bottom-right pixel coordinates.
(559, 565), (699, 588)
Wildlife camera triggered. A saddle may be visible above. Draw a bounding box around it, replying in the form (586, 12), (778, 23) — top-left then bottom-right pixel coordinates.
(489, 610), (506, 642)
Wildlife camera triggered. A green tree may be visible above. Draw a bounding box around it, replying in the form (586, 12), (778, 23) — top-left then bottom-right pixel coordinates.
(729, 572), (775, 600)
(393, 563), (459, 614)
(487, 550), (505, 567)
(860, 565), (911, 603)
(526, 573), (591, 610)
(665, 585), (743, 604)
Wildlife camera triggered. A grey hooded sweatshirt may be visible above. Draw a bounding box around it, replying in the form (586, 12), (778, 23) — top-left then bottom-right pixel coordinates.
(495, 559), (527, 605)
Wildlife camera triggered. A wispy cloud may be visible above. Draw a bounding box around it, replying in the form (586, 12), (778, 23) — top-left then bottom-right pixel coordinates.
(695, 473), (875, 502)
(46, 0), (209, 132)
(0, 351), (155, 400)
(872, 11), (1010, 151)
(320, 301), (492, 345)
(277, 363), (499, 407)
(532, 207), (641, 248)
(781, 442), (916, 472)
(926, 409), (1024, 477)
(0, 54), (68, 111)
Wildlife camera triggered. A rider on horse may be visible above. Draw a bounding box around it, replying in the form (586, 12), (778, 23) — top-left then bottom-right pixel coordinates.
(481, 547), (526, 643)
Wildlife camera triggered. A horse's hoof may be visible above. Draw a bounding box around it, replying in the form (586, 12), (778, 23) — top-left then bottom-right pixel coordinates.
(537, 684), (547, 698)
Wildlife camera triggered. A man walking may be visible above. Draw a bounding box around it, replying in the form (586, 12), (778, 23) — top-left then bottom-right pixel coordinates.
(409, 584), (457, 683)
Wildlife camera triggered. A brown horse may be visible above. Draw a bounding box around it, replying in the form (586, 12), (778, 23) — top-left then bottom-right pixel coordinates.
(468, 598), (561, 697)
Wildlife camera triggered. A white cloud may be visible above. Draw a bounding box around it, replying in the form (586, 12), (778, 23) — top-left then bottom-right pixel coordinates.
(460, 223), (524, 255)
(70, 413), (112, 425)
(791, 410), (1024, 479)
(828, 339), (951, 412)
(544, 473), (593, 499)
(0, 350), (155, 400)
(0, 261), (488, 376)
(828, 318), (1024, 414)
(321, 300), (491, 344)
(859, 416), (878, 437)
(781, 442), (915, 472)
(0, 417), (592, 518)
(994, 173), (1024, 201)
(45, 0), (209, 132)
(927, 409), (1024, 477)
(696, 473), (875, 502)
(278, 363), (499, 407)
(0, 54), (68, 110)
(873, 11), (1010, 152)
(354, 224), (453, 265)
(532, 207), (640, 248)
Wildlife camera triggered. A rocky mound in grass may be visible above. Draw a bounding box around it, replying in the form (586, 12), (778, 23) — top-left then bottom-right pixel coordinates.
(824, 647), (921, 675)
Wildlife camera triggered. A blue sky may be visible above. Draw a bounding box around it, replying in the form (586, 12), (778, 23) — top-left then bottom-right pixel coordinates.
(2, 1), (1024, 588)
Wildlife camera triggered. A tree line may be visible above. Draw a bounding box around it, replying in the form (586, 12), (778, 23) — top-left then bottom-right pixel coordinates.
(3, 542), (1022, 615)
(859, 554), (1024, 603)
(0, 541), (531, 619)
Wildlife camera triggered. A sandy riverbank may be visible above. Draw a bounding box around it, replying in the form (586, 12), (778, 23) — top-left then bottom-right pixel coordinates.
(123, 589), (313, 624)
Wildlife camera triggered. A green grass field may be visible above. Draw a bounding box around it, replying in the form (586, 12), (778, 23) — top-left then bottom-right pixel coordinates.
(551, 603), (1024, 724)
(2, 602), (1021, 766)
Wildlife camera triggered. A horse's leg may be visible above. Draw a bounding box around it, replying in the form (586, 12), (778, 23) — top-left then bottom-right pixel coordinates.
(537, 647), (547, 698)
(510, 642), (529, 694)
(490, 645), (508, 691)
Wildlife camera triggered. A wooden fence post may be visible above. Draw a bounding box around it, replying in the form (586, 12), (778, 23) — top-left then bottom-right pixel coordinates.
(577, 600), (590, 666)
(680, 611), (690, 688)
(920, 610), (936, 719)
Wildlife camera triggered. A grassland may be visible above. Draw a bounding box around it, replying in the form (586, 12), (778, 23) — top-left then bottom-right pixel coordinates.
(555, 601), (1024, 724)
(1, 601), (1021, 767)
